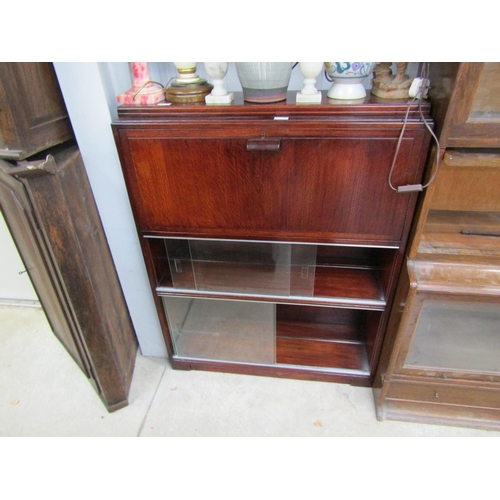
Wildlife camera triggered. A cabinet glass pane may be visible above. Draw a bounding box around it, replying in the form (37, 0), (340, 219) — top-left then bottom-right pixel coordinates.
(160, 238), (388, 304)
(406, 300), (500, 373)
(165, 239), (316, 297)
(469, 63), (500, 122)
(163, 297), (275, 364)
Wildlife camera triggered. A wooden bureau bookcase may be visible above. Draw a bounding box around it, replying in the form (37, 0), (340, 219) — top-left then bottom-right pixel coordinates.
(113, 94), (431, 386)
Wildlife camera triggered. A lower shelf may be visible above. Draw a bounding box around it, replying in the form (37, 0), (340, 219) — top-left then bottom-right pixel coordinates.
(162, 296), (377, 379)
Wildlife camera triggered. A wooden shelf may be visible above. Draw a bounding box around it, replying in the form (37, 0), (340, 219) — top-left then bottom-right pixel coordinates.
(276, 337), (369, 372)
(314, 265), (384, 302)
(275, 304), (371, 372)
(276, 319), (361, 342)
(276, 318), (369, 372)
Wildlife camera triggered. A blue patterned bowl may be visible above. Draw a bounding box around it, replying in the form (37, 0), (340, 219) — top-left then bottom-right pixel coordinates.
(325, 62), (376, 99)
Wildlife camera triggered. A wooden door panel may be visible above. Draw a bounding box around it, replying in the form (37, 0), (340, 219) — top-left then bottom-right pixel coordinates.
(287, 137), (419, 242)
(0, 159), (89, 375)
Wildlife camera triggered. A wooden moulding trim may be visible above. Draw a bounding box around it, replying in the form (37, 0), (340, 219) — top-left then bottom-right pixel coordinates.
(170, 356), (371, 385)
(115, 92), (432, 122)
(379, 400), (500, 431)
(409, 258), (500, 293)
(444, 149), (500, 168)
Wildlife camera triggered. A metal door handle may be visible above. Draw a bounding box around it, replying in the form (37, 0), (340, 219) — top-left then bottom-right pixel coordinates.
(246, 139), (281, 151)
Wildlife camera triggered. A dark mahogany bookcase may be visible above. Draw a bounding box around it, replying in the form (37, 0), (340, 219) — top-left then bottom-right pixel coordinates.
(112, 93), (431, 387)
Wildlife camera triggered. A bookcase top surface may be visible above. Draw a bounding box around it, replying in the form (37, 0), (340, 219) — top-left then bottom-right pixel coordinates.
(115, 92), (431, 123)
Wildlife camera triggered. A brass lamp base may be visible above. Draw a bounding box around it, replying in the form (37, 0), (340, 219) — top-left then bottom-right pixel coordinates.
(166, 80), (214, 103)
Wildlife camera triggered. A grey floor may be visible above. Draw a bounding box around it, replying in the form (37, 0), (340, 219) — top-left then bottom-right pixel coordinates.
(1, 305), (499, 437)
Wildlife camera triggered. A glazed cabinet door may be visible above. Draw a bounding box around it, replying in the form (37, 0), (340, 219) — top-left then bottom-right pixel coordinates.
(430, 62), (500, 148)
(394, 293), (500, 382)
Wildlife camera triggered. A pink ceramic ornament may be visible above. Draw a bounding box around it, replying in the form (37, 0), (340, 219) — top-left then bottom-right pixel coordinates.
(116, 62), (165, 105)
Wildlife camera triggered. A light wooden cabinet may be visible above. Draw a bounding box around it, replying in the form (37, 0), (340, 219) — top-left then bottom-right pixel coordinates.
(374, 63), (500, 430)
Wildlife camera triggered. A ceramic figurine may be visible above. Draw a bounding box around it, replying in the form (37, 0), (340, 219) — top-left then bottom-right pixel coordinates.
(371, 63), (412, 99)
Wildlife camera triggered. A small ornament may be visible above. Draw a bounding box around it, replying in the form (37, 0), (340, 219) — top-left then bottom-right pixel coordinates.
(371, 63), (412, 99)
(204, 63), (234, 105)
(296, 62), (323, 104)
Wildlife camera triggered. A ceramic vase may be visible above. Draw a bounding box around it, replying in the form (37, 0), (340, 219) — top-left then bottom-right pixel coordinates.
(325, 62), (376, 100)
(235, 62), (293, 103)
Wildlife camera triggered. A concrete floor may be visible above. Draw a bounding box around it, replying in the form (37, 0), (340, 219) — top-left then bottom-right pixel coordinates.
(1, 305), (499, 437)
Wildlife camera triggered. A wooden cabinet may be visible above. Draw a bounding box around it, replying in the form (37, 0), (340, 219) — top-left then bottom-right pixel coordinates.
(0, 63), (74, 160)
(0, 145), (138, 411)
(374, 63), (500, 430)
(0, 63), (138, 412)
(113, 93), (431, 386)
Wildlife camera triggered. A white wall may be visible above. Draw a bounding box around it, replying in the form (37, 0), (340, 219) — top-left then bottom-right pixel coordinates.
(54, 63), (167, 357)
(0, 213), (38, 306)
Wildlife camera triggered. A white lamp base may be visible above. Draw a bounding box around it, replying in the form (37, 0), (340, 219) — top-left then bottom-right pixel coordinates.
(296, 91), (322, 104)
(205, 92), (234, 105)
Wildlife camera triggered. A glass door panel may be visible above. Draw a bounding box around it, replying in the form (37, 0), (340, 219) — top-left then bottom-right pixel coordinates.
(290, 244), (317, 297)
(161, 238), (388, 305)
(469, 63), (500, 122)
(189, 240), (293, 295)
(165, 239), (317, 297)
(163, 297), (275, 364)
(406, 299), (500, 373)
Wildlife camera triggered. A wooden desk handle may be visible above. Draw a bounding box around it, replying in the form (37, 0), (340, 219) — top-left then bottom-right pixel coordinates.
(247, 139), (281, 151)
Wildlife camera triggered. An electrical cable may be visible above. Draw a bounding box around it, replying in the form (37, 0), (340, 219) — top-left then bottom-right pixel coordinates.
(388, 62), (441, 193)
